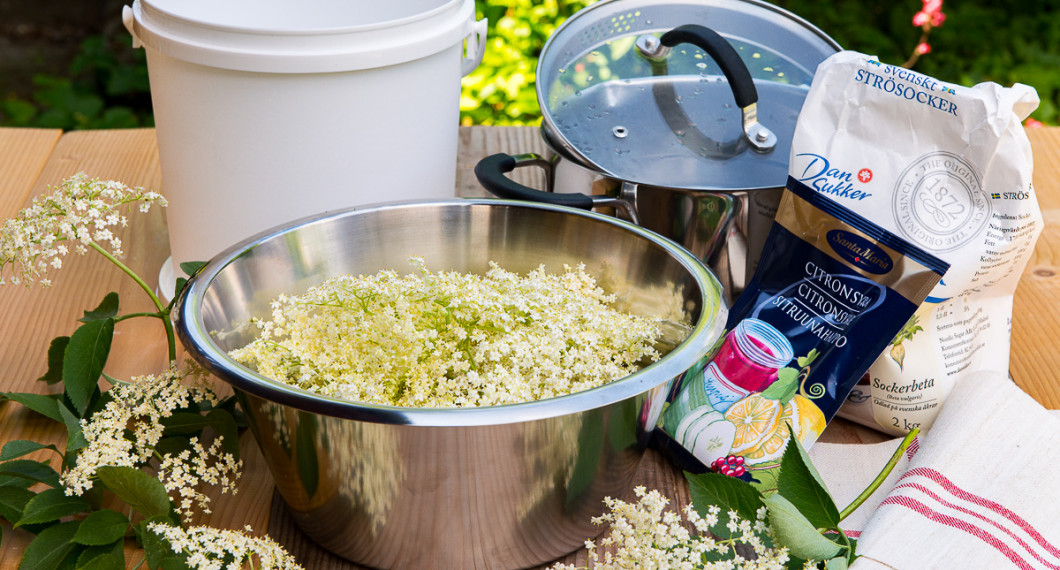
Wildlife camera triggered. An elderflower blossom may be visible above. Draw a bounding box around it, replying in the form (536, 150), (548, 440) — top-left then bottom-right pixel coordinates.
(159, 436), (242, 522)
(147, 523), (303, 570)
(230, 258), (663, 407)
(552, 486), (789, 570)
(0, 172), (166, 287)
(62, 364), (236, 507)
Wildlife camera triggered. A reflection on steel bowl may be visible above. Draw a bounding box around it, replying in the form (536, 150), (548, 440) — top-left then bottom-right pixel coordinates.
(174, 199), (726, 569)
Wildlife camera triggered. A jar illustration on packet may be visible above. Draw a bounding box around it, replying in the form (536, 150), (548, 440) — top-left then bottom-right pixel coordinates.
(662, 318), (796, 467)
(701, 318), (794, 412)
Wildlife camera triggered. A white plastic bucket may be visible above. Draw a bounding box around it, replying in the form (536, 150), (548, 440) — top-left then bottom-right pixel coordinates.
(122, 0), (486, 294)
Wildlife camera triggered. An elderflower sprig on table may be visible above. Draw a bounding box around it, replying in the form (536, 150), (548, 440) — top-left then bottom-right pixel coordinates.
(0, 171), (165, 286)
(552, 487), (791, 570)
(557, 429), (918, 569)
(0, 173), (300, 569)
(147, 523), (303, 570)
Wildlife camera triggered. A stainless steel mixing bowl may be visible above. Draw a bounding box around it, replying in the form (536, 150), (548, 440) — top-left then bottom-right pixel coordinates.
(174, 199), (726, 569)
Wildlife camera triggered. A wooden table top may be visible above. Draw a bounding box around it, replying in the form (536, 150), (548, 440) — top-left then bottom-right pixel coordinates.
(0, 126), (1057, 568)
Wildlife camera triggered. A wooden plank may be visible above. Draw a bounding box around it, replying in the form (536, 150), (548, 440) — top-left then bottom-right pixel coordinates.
(0, 127), (63, 566)
(1011, 127), (1060, 409)
(0, 128), (61, 218)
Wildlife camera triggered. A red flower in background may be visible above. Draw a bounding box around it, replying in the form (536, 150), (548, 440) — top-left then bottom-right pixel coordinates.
(904, 0), (945, 68)
(914, 0), (947, 28)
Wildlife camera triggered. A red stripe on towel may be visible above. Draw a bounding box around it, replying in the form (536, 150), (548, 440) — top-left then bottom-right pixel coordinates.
(881, 495), (1036, 570)
(891, 481), (1060, 569)
(903, 467), (1060, 558)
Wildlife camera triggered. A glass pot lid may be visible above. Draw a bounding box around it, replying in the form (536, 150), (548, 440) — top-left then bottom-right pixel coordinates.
(537, 0), (840, 191)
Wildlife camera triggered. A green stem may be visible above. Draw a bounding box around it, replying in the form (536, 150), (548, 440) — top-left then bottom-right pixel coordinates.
(838, 428), (919, 522)
(88, 242), (176, 362)
(114, 312), (166, 323)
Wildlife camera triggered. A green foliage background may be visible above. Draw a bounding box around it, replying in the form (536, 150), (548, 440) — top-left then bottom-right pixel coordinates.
(769, 0), (1060, 124)
(1, 0), (1056, 129)
(460, 0), (1059, 126)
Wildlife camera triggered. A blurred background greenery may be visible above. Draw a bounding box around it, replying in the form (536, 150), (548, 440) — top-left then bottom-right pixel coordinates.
(1, 0), (1056, 130)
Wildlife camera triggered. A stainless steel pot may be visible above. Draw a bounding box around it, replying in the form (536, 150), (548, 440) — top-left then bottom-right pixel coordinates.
(174, 199), (726, 569)
(476, 144), (781, 302)
(476, 0), (839, 299)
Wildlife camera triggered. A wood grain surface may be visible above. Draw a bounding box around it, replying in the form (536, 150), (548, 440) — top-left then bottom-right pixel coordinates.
(1011, 127), (1060, 409)
(0, 125), (1055, 568)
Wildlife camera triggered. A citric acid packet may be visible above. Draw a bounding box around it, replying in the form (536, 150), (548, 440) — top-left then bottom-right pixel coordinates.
(658, 179), (947, 485)
(787, 51), (1043, 435)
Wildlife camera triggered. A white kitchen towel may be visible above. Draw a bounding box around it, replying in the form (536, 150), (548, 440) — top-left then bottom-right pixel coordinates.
(809, 371), (1060, 569)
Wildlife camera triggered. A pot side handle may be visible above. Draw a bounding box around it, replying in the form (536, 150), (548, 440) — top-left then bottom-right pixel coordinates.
(474, 153), (595, 210)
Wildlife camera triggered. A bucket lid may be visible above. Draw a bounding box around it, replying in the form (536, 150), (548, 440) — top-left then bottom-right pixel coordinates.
(537, 0), (840, 191)
(125, 0), (476, 73)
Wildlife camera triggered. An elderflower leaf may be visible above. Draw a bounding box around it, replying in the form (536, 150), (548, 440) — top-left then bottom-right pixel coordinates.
(0, 440), (59, 461)
(37, 336), (70, 385)
(826, 553), (851, 569)
(56, 400), (88, 455)
(71, 509), (130, 546)
(96, 465), (172, 520)
(171, 262), (206, 304)
(0, 459), (61, 488)
(762, 493), (843, 561)
(154, 436), (194, 459)
(776, 438), (840, 529)
(206, 408), (241, 458)
(62, 317), (114, 417)
(18, 519), (81, 570)
(74, 540), (125, 569)
(160, 412), (212, 435)
(0, 486), (36, 523)
(179, 261), (207, 277)
(0, 392), (62, 422)
(686, 471), (765, 539)
(78, 292), (119, 323)
(16, 488), (90, 527)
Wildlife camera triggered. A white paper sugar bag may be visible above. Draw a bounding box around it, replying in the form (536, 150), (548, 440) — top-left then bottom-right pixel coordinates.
(787, 51), (1042, 435)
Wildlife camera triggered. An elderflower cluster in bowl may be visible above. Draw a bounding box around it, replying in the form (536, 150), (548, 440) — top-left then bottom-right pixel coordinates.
(229, 258), (663, 408)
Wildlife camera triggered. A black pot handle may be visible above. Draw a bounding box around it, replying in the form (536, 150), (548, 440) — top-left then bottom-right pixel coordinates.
(474, 153), (595, 210)
(643, 24), (777, 152)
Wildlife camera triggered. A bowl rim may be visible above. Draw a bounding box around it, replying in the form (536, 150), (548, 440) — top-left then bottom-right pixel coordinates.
(174, 198), (727, 427)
